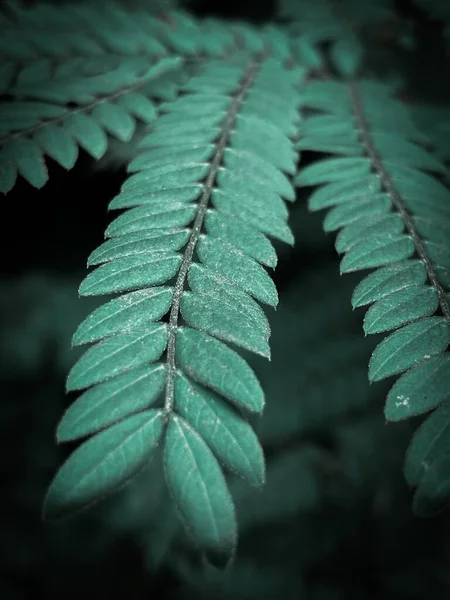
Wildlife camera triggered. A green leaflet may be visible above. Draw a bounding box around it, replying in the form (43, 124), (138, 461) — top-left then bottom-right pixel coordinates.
(164, 415), (237, 568)
(180, 290), (271, 358)
(72, 287), (174, 345)
(385, 354), (450, 421)
(105, 203), (197, 237)
(138, 125), (221, 149)
(233, 113), (297, 174)
(44, 409), (164, 519)
(90, 102), (136, 143)
(58, 364), (166, 441)
(0, 138), (48, 191)
(79, 253), (182, 296)
(116, 92), (156, 123)
(67, 323), (168, 390)
(197, 236), (278, 307)
(175, 374), (265, 486)
(340, 234), (415, 273)
(120, 163), (210, 196)
(63, 113), (108, 159)
(175, 327), (265, 414)
(308, 175), (382, 211)
(323, 194), (392, 232)
(368, 317), (450, 382)
(108, 185), (203, 210)
(351, 261), (427, 308)
(330, 36), (363, 77)
(295, 156), (372, 187)
(204, 209), (278, 268)
(335, 213), (404, 254)
(187, 263), (270, 339)
(127, 145), (215, 173)
(211, 188), (293, 244)
(212, 186), (289, 222)
(159, 93), (231, 116)
(222, 148), (295, 200)
(34, 124), (79, 170)
(87, 230), (190, 266)
(363, 286), (438, 334)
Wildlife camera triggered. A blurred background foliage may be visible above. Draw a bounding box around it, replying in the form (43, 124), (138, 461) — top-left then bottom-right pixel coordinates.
(2, 0), (450, 598)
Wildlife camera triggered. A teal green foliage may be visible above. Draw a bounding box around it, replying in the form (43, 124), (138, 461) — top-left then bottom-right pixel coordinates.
(38, 50), (302, 565)
(2, 0), (450, 591)
(295, 77), (450, 516)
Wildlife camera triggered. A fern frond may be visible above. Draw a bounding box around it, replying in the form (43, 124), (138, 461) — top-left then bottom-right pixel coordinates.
(295, 77), (450, 516)
(0, 0), (169, 71)
(43, 52), (303, 566)
(0, 56), (182, 192)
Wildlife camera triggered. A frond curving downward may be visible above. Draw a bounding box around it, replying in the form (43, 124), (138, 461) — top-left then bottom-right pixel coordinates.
(296, 77), (450, 517)
(43, 52), (303, 566)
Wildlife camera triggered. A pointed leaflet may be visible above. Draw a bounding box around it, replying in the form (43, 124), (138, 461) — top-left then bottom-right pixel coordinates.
(197, 236), (278, 307)
(351, 260), (427, 308)
(335, 213), (404, 254)
(294, 157), (371, 187)
(127, 144), (215, 173)
(79, 253), (182, 296)
(385, 354), (450, 421)
(67, 323), (168, 390)
(164, 415), (237, 567)
(308, 174), (382, 211)
(368, 317), (450, 382)
(87, 230), (190, 266)
(120, 163), (209, 196)
(175, 373), (265, 486)
(117, 91), (156, 123)
(330, 37), (363, 78)
(34, 124), (79, 170)
(2, 138), (48, 189)
(363, 286), (438, 334)
(204, 209), (278, 268)
(108, 185), (202, 210)
(180, 291), (270, 358)
(44, 409), (164, 519)
(63, 113), (108, 159)
(105, 203), (197, 237)
(58, 364), (166, 442)
(187, 263), (270, 339)
(212, 186), (289, 222)
(211, 190), (293, 244)
(340, 234), (415, 273)
(72, 288), (174, 345)
(222, 148), (294, 200)
(90, 102), (136, 143)
(324, 194), (392, 232)
(175, 327), (265, 414)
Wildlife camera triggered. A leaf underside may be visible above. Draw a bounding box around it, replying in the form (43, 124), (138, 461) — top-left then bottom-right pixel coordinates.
(296, 78), (450, 517)
(43, 50), (302, 565)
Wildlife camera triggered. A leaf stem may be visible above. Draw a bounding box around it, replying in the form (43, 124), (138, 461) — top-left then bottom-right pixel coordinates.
(163, 53), (265, 415)
(347, 81), (450, 324)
